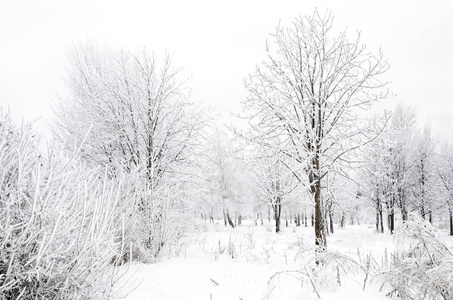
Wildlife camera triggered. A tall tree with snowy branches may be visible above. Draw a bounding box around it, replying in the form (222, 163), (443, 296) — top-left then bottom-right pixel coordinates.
(241, 10), (389, 249)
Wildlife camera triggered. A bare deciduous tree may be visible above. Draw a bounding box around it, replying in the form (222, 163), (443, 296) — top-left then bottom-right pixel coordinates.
(437, 144), (453, 236)
(412, 124), (436, 222)
(199, 128), (252, 228)
(380, 104), (416, 233)
(241, 10), (389, 248)
(250, 142), (299, 233)
(53, 43), (208, 256)
(54, 43), (205, 186)
(362, 132), (389, 233)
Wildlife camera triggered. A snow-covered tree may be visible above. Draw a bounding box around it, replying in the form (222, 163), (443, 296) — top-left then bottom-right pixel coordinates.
(362, 132), (390, 233)
(411, 124), (437, 222)
(250, 140), (299, 233)
(199, 127), (253, 227)
(241, 10), (389, 248)
(437, 143), (453, 236)
(54, 43), (205, 183)
(323, 171), (364, 232)
(53, 43), (207, 256)
(382, 104), (416, 233)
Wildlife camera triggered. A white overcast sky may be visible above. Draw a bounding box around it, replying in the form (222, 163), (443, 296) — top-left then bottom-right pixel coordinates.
(1, 0), (452, 141)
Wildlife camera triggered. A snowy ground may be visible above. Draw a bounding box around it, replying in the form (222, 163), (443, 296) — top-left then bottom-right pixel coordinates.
(115, 221), (453, 300)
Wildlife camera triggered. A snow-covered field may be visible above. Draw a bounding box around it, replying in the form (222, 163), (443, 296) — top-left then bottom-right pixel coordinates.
(115, 221), (453, 300)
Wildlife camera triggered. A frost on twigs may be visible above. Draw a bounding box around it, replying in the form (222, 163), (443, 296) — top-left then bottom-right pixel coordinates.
(0, 114), (128, 299)
(265, 237), (368, 299)
(300, 240), (362, 286)
(376, 213), (453, 299)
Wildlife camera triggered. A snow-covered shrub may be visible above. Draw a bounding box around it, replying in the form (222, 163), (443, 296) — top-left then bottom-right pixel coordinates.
(290, 238), (364, 296)
(377, 214), (453, 299)
(0, 115), (126, 299)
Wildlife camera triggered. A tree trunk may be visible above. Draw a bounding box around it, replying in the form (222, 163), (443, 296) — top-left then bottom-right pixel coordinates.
(379, 207), (384, 233)
(401, 207), (408, 222)
(325, 215), (328, 235)
(340, 213), (345, 228)
(400, 191), (408, 222)
(329, 211), (334, 234)
(387, 197), (395, 234)
(420, 165), (426, 220)
(375, 209), (380, 232)
(388, 210), (394, 234)
(223, 211), (227, 227)
(226, 210), (235, 228)
(209, 209), (214, 224)
(274, 200), (281, 233)
(375, 192), (381, 232)
(274, 204), (282, 232)
(449, 207), (453, 236)
(448, 204), (453, 235)
(421, 200), (426, 220)
(313, 181), (326, 247)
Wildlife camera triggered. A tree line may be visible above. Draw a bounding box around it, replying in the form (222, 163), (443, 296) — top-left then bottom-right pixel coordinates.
(1, 9), (453, 299)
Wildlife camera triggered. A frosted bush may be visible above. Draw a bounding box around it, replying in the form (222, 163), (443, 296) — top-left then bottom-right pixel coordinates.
(0, 115), (126, 299)
(287, 238), (364, 296)
(377, 214), (453, 299)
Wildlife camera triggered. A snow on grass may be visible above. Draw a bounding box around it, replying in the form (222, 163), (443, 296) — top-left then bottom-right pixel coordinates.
(115, 221), (424, 300)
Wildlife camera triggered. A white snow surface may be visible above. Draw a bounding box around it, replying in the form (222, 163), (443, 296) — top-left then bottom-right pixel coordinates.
(115, 221), (453, 300)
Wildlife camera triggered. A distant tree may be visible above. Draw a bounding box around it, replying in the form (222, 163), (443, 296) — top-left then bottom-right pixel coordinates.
(323, 171), (358, 233)
(436, 144), (453, 236)
(362, 132), (389, 233)
(411, 124), (437, 222)
(199, 128), (252, 228)
(241, 10), (389, 248)
(383, 104), (416, 233)
(250, 140), (298, 233)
